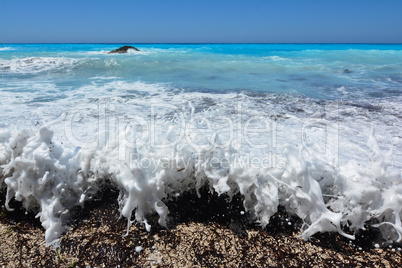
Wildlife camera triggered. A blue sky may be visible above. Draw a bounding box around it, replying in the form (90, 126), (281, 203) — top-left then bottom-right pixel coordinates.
(1, 0), (401, 43)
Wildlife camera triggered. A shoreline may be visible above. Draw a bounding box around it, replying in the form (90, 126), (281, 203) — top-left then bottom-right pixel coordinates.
(1, 188), (401, 267)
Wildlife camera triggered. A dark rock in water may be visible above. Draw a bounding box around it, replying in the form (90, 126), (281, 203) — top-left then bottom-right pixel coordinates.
(108, 45), (139, 53)
(343, 69), (352, 74)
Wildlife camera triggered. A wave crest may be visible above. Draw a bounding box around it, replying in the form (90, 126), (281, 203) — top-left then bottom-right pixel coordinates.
(1, 118), (400, 245)
(0, 57), (80, 74)
(0, 47), (14, 51)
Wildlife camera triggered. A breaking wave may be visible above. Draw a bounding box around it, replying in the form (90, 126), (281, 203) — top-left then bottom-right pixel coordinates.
(0, 99), (401, 245)
(0, 47), (14, 51)
(0, 57), (81, 74)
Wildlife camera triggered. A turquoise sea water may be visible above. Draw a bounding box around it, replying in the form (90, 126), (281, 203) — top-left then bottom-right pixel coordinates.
(1, 43), (401, 155)
(0, 44), (401, 244)
(1, 44), (402, 99)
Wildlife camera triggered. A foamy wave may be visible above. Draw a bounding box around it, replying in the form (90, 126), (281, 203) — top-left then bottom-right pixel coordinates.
(265, 55), (290, 61)
(1, 105), (401, 245)
(126, 49), (152, 55)
(73, 80), (171, 100)
(86, 49), (153, 56)
(0, 47), (14, 51)
(0, 57), (80, 74)
(86, 50), (109, 55)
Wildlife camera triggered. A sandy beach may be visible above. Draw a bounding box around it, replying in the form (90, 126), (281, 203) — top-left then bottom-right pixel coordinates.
(1, 188), (401, 267)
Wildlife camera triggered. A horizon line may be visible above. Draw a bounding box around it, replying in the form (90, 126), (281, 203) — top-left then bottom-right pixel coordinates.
(1, 42), (402, 45)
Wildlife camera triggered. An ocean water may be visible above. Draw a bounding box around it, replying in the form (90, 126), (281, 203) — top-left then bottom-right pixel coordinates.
(0, 44), (401, 245)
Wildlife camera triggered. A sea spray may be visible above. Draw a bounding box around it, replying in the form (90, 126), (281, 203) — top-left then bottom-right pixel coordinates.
(0, 57), (80, 74)
(1, 127), (100, 244)
(0, 119), (400, 245)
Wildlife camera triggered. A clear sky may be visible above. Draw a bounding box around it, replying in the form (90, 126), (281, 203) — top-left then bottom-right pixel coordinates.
(1, 0), (401, 43)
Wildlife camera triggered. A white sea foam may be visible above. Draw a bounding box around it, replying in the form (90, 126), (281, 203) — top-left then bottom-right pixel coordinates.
(1, 89), (401, 245)
(0, 57), (80, 74)
(264, 56), (290, 61)
(86, 49), (153, 56)
(86, 50), (110, 55)
(126, 49), (152, 55)
(0, 47), (14, 51)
